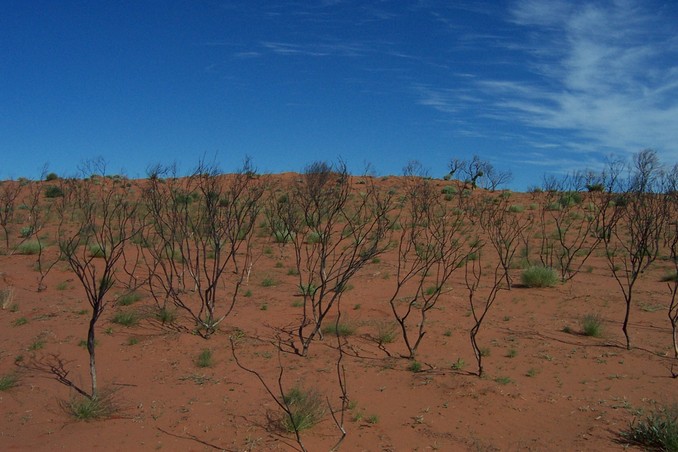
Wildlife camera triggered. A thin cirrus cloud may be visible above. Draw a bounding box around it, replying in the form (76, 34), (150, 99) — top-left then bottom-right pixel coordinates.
(417, 0), (678, 170)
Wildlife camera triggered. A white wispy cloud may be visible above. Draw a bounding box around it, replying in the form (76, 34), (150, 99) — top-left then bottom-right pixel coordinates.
(417, 0), (678, 170)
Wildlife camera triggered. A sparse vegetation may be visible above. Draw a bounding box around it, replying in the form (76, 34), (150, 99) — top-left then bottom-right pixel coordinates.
(620, 404), (678, 451)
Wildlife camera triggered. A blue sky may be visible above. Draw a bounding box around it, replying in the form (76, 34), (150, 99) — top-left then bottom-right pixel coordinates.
(1, 0), (677, 189)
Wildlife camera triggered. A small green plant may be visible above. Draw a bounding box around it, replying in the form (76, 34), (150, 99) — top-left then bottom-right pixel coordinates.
(306, 231), (322, 244)
(19, 226), (34, 238)
(155, 306), (176, 325)
(63, 392), (116, 420)
(660, 271), (678, 283)
(495, 376), (512, 385)
(12, 317), (28, 326)
(407, 361), (422, 373)
(506, 348), (517, 358)
(508, 204), (524, 213)
(56, 281), (69, 290)
(443, 329), (452, 337)
(581, 314), (604, 337)
(366, 414), (379, 424)
(526, 368), (539, 377)
(322, 319), (356, 337)
(261, 277), (276, 287)
(0, 373), (19, 391)
(89, 244), (106, 258)
(620, 403), (678, 451)
(78, 339), (99, 348)
(111, 311), (139, 327)
(260, 303), (268, 311)
(196, 348), (213, 368)
(243, 289), (253, 297)
(28, 339), (45, 351)
(127, 337), (139, 346)
(451, 358), (465, 370)
(521, 265), (558, 288)
(281, 386), (326, 432)
(15, 240), (43, 255)
(117, 292), (142, 306)
(479, 347), (491, 357)
(287, 267), (299, 276)
(298, 283), (317, 296)
(375, 321), (397, 344)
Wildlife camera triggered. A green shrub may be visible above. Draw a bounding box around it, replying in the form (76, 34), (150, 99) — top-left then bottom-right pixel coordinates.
(620, 404), (678, 451)
(281, 387), (326, 432)
(508, 204), (524, 213)
(559, 191), (583, 207)
(441, 186), (457, 195)
(117, 291), (142, 306)
(261, 277), (277, 287)
(44, 185), (64, 198)
(19, 226), (34, 238)
(298, 283), (317, 296)
(196, 348), (213, 368)
(521, 265), (558, 288)
(15, 240), (43, 255)
(111, 311), (139, 327)
(407, 361), (422, 373)
(45, 172), (59, 181)
(62, 392), (116, 420)
(306, 231), (322, 244)
(12, 317), (28, 327)
(580, 314), (603, 337)
(89, 244), (106, 258)
(156, 306), (176, 325)
(322, 319), (356, 337)
(374, 321), (397, 345)
(0, 373), (19, 391)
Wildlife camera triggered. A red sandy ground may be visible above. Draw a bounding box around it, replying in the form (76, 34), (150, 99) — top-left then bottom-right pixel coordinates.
(0, 175), (676, 451)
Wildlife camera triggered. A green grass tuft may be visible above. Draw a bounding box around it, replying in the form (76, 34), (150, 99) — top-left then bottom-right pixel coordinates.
(521, 265), (558, 288)
(62, 392), (117, 420)
(15, 240), (43, 255)
(580, 313), (604, 337)
(111, 311), (140, 327)
(281, 386), (326, 432)
(620, 404), (678, 451)
(0, 373), (19, 391)
(196, 348), (213, 368)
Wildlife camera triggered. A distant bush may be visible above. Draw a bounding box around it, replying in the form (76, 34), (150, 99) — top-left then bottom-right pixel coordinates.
(45, 172), (59, 181)
(521, 265), (558, 288)
(15, 240), (43, 255)
(44, 185), (64, 198)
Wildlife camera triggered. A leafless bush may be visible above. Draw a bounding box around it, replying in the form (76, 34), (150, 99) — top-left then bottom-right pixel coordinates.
(58, 175), (144, 399)
(268, 161), (395, 356)
(386, 176), (479, 359)
(143, 159), (262, 338)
